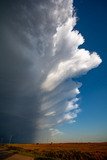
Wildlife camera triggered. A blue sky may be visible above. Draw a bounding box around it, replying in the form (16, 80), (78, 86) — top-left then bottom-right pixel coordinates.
(61, 0), (107, 142)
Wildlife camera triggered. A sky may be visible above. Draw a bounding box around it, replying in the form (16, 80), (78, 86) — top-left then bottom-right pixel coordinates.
(0, 0), (106, 143)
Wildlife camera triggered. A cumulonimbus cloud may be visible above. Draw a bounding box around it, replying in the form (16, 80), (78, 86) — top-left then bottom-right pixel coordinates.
(0, 0), (102, 142)
(38, 0), (102, 137)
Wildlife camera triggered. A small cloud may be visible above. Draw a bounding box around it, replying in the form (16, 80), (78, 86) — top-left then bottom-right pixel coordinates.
(57, 109), (81, 124)
(45, 111), (56, 116)
(65, 98), (79, 111)
(49, 128), (63, 137)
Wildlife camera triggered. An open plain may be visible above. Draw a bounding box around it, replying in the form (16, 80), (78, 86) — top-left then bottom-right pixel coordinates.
(0, 143), (107, 160)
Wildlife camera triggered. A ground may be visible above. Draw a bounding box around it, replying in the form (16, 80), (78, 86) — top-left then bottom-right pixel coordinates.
(0, 143), (107, 160)
(5, 154), (33, 160)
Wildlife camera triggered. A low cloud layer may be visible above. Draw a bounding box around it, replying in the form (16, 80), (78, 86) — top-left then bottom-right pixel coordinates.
(0, 0), (102, 143)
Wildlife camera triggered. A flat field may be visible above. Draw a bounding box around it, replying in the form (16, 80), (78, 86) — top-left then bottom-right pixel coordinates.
(0, 143), (107, 160)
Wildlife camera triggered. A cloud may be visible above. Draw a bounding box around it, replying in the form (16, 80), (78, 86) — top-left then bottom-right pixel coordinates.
(49, 128), (63, 137)
(41, 50), (101, 92)
(57, 108), (81, 124)
(45, 111), (56, 117)
(0, 0), (102, 142)
(65, 98), (79, 111)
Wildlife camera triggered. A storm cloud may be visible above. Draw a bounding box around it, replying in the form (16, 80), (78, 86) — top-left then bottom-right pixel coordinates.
(0, 0), (102, 143)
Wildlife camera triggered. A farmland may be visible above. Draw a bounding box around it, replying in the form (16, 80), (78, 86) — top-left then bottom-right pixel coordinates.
(0, 143), (107, 160)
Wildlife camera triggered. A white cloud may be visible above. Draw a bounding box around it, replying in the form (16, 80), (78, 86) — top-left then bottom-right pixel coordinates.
(5, 0), (101, 140)
(66, 98), (79, 111)
(37, 0), (102, 138)
(49, 128), (63, 137)
(45, 111), (56, 117)
(41, 49), (101, 91)
(57, 109), (81, 124)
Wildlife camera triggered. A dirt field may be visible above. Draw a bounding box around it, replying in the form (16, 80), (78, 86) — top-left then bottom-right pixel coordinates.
(7, 142), (107, 153)
(5, 154), (34, 160)
(0, 143), (107, 160)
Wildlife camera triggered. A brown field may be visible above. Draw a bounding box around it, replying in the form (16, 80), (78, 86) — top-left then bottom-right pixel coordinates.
(0, 142), (107, 160)
(5, 154), (34, 160)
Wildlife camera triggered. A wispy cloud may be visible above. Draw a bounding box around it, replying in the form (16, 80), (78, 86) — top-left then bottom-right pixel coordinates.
(49, 128), (63, 137)
(45, 111), (56, 117)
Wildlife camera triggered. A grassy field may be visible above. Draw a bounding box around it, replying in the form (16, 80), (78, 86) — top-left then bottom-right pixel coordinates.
(0, 143), (107, 160)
